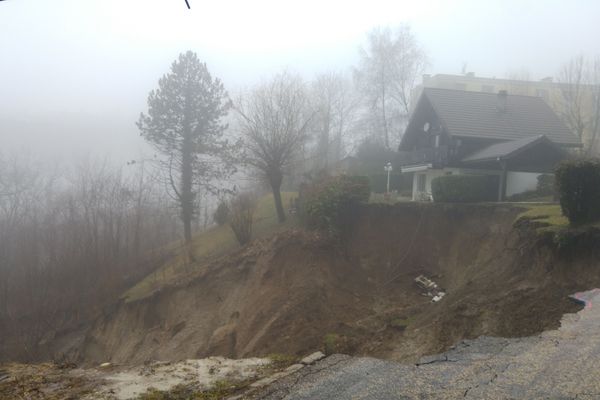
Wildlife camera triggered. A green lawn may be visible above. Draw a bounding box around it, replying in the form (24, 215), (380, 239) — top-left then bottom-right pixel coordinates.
(515, 204), (569, 233)
(124, 192), (298, 302)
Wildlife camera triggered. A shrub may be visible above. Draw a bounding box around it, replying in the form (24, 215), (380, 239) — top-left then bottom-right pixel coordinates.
(506, 189), (541, 202)
(213, 201), (229, 226)
(431, 174), (499, 203)
(228, 193), (257, 245)
(323, 333), (340, 355)
(368, 172), (413, 194)
(302, 175), (370, 233)
(536, 174), (556, 196)
(267, 353), (298, 370)
(555, 159), (600, 225)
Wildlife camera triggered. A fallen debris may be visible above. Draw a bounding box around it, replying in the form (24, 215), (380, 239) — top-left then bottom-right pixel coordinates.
(300, 352), (326, 365)
(415, 274), (446, 302)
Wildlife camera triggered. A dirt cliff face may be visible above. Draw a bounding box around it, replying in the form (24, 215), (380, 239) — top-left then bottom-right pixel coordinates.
(348, 204), (599, 360)
(74, 203), (600, 364)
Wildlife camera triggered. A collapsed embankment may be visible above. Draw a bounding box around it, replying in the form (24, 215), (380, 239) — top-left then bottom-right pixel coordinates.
(72, 203), (600, 365)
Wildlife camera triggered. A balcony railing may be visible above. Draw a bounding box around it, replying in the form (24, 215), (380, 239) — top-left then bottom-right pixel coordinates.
(398, 146), (449, 167)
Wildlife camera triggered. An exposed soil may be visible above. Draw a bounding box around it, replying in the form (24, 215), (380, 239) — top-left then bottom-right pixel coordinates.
(57, 203), (600, 366)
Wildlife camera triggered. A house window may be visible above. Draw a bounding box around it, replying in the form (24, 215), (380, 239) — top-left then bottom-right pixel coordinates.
(481, 85), (494, 93)
(417, 174), (426, 192)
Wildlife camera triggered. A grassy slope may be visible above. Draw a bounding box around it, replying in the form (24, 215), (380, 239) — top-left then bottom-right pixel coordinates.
(124, 192), (298, 303)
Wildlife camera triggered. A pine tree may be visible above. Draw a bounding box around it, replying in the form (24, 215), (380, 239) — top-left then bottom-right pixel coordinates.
(138, 51), (233, 249)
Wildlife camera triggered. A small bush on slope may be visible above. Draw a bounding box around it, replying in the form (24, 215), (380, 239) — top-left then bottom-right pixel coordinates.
(228, 193), (257, 245)
(301, 175), (370, 234)
(213, 201), (229, 226)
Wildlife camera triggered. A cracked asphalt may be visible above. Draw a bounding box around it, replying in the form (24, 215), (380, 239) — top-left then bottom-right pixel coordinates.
(253, 290), (600, 399)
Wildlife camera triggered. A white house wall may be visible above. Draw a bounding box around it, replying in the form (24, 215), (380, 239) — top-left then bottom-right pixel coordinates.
(410, 168), (540, 201)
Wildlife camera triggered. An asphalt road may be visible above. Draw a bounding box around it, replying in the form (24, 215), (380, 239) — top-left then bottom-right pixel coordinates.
(255, 290), (600, 399)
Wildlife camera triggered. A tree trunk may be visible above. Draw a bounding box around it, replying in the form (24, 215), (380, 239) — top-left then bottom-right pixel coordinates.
(381, 97), (389, 149)
(181, 149), (193, 243)
(321, 104), (331, 170)
(268, 168), (285, 223)
(381, 64), (390, 149)
(272, 186), (285, 223)
(180, 116), (195, 261)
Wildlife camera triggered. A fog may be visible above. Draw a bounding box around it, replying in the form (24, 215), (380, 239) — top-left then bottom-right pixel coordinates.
(2, 0), (599, 162)
(4, 0), (600, 374)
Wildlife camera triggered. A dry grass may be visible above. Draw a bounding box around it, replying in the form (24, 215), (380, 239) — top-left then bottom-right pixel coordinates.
(136, 380), (251, 400)
(124, 192), (298, 302)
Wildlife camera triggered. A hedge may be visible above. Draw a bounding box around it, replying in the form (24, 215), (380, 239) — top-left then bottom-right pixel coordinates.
(431, 174), (499, 203)
(555, 159), (600, 225)
(368, 172), (413, 193)
(301, 175), (371, 233)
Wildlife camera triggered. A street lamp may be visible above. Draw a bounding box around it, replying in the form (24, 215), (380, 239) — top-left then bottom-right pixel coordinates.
(384, 162), (393, 195)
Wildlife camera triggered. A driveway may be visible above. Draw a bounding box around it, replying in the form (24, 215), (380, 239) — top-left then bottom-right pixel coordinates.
(255, 289), (600, 399)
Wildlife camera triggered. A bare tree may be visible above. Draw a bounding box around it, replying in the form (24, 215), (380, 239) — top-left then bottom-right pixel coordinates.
(137, 51), (234, 250)
(354, 25), (428, 148)
(0, 153), (179, 362)
(558, 55), (600, 155)
(235, 72), (313, 223)
(590, 59), (600, 154)
(311, 71), (360, 170)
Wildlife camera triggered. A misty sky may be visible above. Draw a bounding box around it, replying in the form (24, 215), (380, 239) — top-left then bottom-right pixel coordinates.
(1, 0), (599, 163)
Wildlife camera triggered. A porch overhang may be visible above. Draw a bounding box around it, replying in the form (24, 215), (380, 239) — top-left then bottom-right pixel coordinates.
(459, 135), (569, 174)
(401, 163), (432, 173)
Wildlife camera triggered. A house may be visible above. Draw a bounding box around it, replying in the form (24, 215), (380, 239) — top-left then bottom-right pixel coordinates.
(399, 88), (581, 201)
(413, 73), (599, 155)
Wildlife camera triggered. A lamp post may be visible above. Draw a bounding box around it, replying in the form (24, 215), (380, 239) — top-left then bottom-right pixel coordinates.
(384, 162), (393, 195)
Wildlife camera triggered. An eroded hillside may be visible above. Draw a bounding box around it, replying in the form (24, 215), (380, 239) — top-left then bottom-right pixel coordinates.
(66, 203), (599, 364)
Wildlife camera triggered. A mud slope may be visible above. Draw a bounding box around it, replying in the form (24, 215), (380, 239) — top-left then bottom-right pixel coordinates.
(76, 203), (600, 364)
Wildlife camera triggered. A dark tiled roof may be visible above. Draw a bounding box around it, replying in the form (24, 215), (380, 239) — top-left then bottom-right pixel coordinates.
(422, 88), (581, 146)
(461, 135), (559, 163)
